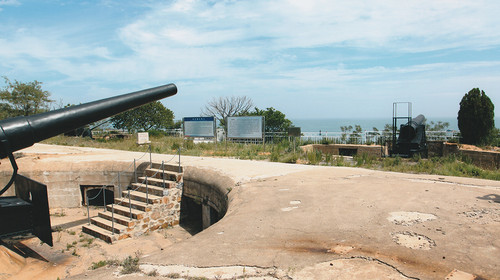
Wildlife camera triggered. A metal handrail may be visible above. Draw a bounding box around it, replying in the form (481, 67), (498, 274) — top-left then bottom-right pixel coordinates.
(85, 147), (182, 236)
(145, 176), (149, 205)
(85, 148), (152, 230)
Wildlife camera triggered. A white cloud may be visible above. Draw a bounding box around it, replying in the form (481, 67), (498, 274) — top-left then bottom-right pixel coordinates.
(123, 0), (500, 50)
(0, 0), (18, 12)
(0, 0), (20, 6)
(1, 0), (500, 118)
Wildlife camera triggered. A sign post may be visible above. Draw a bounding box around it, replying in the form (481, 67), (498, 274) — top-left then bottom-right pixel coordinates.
(288, 127), (301, 153)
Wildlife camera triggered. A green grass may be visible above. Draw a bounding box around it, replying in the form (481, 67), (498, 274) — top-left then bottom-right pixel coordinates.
(89, 256), (140, 274)
(377, 154), (500, 180)
(90, 259), (120, 270)
(42, 135), (499, 180)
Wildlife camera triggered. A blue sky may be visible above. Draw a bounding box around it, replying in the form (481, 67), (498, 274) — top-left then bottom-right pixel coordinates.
(1, 0), (499, 121)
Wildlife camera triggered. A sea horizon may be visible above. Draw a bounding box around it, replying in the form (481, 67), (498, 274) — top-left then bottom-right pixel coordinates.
(290, 117), (500, 133)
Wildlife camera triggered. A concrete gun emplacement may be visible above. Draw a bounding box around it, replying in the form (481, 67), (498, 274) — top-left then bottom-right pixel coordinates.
(0, 84), (177, 245)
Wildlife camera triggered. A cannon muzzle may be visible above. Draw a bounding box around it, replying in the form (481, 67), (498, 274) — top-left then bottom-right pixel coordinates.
(0, 83), (177, 159)
(399, 114), (425, 141)
(394, 114), (427, 157)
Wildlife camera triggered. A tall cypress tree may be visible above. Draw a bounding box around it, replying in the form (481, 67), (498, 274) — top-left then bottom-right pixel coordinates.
(457, 88), (495, 145)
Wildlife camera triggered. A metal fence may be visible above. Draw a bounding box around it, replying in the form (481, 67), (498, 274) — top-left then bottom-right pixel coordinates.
(96, 128), (462, 145)
(297, 130), (460, 145)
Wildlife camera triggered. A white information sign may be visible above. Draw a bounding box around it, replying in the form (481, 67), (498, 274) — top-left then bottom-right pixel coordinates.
(183, 117), (215, 137)
(227, 116), (264, 139)
(137, 132), (150, 144)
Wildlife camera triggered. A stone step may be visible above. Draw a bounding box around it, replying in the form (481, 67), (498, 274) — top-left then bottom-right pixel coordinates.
(82, 224), (116, 244)
(82, 162), (184, 244)
(144, 168), (183, 182)
(137, 176), (180, 188)
(122, 190), (162, 204)
(114, 197), (152, 212)
(132, 182), (173, 196)
(150, 162), (183, 173)
(98, 210), (136, 227)
(106, 203), (144, 220)
(91, 216), (129, 234)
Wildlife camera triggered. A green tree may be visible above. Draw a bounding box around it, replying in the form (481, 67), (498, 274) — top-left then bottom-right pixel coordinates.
(0, 77), (53, 118)
(457, 88), (495, 145)
(340, 125), (353, 143)
(110, 101), (174, 132)
(426, 120), (450, 131)
(0, 103), (10, 120)
(248, 107), (292, 133)
(349, 125), (363, 144)
(382, 123), (394, 138)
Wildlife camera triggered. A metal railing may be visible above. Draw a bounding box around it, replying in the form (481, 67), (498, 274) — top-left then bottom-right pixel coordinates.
(296, 131), (460, 145)
(86, 147), (182, 235)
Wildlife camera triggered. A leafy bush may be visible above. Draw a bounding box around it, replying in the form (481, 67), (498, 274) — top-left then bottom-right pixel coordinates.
(149, 129), (166, 137)
(354, 153), (376, 167)
(334, 156), (346, 166)
(382, 156), (401, 168)
(121, 256), (140, 274)
(307, 150), (323, 165)
(184, 139), (195, 150)
(280, 153), (298, 164)
(321, 138), (331, 145)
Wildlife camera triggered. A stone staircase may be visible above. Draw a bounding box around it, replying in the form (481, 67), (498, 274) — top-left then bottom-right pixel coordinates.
(82, 162), (183, 243)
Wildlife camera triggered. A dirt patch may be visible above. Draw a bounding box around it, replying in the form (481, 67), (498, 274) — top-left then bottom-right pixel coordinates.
(140, 264), (285, 279)
(459, 208), (500, 224)
(387, 211), (437, 226)
(292, 258), (414, 280)
(0, 245), (26, 279)
(1, 207), (193, 280)
(391, 232), (436, 250)
(459, 144), (500, 153)
(327, 245), (355, 255)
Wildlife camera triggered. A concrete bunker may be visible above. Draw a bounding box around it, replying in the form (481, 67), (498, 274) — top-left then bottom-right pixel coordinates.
(80, 185), (114, 206)
(133, 163), (232, 234)
(1, 161), (232, 236)
(339, 148), (357, 156)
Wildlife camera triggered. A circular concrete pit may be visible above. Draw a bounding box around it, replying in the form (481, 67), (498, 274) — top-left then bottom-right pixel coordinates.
(1, 144), (499, 280)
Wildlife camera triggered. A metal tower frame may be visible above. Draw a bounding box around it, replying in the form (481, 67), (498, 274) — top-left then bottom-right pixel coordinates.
(392, 102), (412, 156)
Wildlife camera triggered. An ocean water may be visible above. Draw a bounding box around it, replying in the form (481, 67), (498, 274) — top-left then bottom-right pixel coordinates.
(289, 117), (495, 133)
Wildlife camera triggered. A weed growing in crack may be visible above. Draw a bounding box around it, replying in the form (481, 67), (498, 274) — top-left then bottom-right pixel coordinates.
(121, 256), (140, 274)
(165, 273), (181, 278)
(147, 269), (158, 276)
(90, 259), (120, 270)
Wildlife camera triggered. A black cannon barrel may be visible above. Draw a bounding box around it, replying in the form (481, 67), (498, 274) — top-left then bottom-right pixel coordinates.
(0, 83), (177, 159)
(399, 114), (425, 141)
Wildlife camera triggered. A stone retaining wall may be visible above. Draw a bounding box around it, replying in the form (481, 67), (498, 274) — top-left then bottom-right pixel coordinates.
(303, 142), (499, 170)
(131, 187), (182, 236)
(430, 142), (500, 169)
(460, 149), (500, 169)
(302, 144), (384, 157)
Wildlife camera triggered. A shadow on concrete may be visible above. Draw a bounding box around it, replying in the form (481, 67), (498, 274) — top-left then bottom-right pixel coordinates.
(52, 218), (91, 231)
(476, 194), (500, 203)
(0, 240), (48, 262)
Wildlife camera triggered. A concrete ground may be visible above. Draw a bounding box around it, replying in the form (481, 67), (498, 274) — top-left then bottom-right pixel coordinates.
(1, 144), (499, 280)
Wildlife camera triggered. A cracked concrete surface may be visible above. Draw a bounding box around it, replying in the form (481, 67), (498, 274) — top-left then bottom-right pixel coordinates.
(2, 144), (499, 280)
